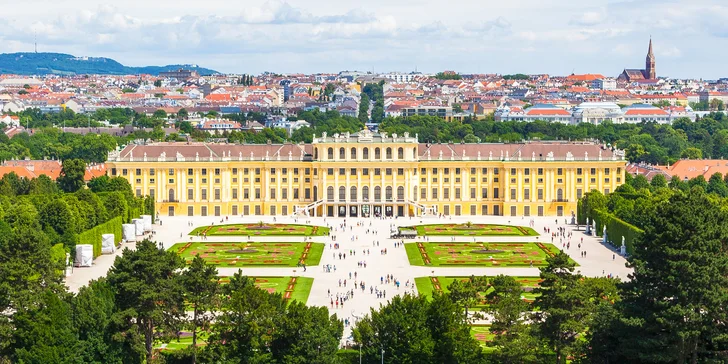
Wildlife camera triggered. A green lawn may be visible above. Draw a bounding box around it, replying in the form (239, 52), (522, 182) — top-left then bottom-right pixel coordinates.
(156, 330), (210, 351)
(405, 242), (573, 267)
(171, 241), (324, 267)
(217, 276), (313, 303)
(189, 223), (329, 236)
(471, 325), (495, 352)
(406, 223), (538, 236)
(417, 276), (542, 306)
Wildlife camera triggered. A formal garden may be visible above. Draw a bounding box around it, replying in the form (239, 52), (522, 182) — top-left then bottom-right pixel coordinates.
(189, 222), (330, 236)
(406, 223), (538, 236)
(405, 241), (570, 267)
(415, 276), (542, 306)
(470, 325), (495, 352)
(170, 241), (324, 267)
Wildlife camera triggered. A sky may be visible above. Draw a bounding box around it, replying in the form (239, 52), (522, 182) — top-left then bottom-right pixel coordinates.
(2, 0), (727, 79)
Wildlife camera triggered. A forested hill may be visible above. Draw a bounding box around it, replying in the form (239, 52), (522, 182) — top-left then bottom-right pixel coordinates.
(0, 52), (218, 76)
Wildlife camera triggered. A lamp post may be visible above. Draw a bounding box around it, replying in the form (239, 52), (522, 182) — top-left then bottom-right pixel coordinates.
(381, 348), (385, 364)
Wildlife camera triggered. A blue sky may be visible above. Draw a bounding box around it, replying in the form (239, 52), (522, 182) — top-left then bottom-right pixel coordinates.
(2, 0), (726, 78)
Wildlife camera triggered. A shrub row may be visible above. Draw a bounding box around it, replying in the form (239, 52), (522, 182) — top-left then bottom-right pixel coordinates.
(592, 208), (643, 255)
(77, 216), (123, 258)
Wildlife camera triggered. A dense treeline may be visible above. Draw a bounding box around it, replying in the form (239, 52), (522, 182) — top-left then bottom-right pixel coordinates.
(7, 108), (728, 166)
(379, 113), (728, 165)
(0, 159), (150, 253)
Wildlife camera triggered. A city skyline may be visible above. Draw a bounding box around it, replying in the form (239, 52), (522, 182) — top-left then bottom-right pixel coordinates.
(2, 0), (726, 78)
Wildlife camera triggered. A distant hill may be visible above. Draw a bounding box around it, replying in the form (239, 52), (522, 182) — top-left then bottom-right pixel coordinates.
(0, 52), (219, 76)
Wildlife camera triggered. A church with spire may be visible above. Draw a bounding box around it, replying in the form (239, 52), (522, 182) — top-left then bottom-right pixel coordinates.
(617, 38), (656, 82)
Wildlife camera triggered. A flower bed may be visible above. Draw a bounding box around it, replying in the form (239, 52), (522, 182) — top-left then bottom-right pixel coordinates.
(405, 242), (575, 267)
(407, 223), (539, 236)
(168, 241), (324, 267)
(189, 223), (330, 236)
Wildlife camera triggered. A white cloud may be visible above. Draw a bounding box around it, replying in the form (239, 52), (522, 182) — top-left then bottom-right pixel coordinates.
(0, 0), (724, 78)
(570, 10), (607, 26)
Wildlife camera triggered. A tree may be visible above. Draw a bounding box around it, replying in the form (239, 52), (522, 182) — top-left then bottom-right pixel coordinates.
(29, 175), (60, 195)
(179, 120), (194, 134)
(271, 301), (343, 364)
(707, 172), (728, 197)
(630, 174), (650, 191)
(352, 294), (435, 363)
(153, 109), (168, 120)
(39, 198), (75, 237)
(447, 275), (488, 318)
(352, 293), (482, 364)
(57, 159), (86, 193)
(181, 255), (219, 364)
(427, 293), (484, 364)
(10, 289), (79, 364)
(599, 188), (728, 362)
(72, 279), (126, 364)
(205, 272), (286, 363)
(680, 146), (703, 159)
(486, 275), (543, 363)
(177, 108), (189, 120)
(649, 173), (667, 189)
(107, 240), (185, 363)
(153, 79), (162, 87)
(358, 93), (370, 123)
(532, 252), (588, 363)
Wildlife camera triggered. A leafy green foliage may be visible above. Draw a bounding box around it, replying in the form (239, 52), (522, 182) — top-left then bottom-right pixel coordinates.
(57, 159), (86, 193)
(108, 240), (186, 363)
(352, 293), (483, 364)
(591, 188), (728, 362)
(434, 72), (462, 80)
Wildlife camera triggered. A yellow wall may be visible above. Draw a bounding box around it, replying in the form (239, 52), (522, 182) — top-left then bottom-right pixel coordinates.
(108, 141), (625, 218)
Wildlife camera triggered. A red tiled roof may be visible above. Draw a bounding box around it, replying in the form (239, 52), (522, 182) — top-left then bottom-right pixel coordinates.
(624, 109), (668, 116)
(526, 109), (570, 116)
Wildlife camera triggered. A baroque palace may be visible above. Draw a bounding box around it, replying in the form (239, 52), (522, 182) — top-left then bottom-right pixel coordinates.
(106, 129), (626, 218)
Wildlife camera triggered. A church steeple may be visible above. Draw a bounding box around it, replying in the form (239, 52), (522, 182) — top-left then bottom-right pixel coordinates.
(645, 37), (656, 79)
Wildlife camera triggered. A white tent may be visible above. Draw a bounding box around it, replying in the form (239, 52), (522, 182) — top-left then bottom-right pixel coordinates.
(133, 219), (144, 236)
(122, 224), (136, 242)
(142, 215), (152, 232)
(75, 245), (93, 267)
(101, 234), (115, 254)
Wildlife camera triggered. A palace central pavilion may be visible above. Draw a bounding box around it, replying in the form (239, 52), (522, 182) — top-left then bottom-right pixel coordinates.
(107, 129), (626, 218)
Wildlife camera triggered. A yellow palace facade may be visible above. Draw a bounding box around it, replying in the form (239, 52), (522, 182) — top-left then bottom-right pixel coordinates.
(106, 129), (626, 218)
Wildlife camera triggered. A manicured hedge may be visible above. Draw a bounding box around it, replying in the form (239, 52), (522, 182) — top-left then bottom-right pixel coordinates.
(576, 199), (586, 225)
(77, 216), (123, 258)
(50, 243), (67, 275)
(592, 208), (643, 255)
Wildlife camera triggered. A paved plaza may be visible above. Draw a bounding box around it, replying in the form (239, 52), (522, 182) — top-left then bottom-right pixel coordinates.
(64, 214), (632, 343)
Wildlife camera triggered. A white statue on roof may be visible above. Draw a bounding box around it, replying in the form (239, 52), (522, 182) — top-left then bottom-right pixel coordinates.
(547, 151), (554, 158)
(404, 132), (410, 138)
(321, 132), (327, 139)
(381, 132), (388, 139)
(566, 151), (573, 159)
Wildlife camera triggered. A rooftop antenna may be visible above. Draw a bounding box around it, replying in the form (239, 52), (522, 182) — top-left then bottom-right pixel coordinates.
(34, 30), (37, 53)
